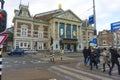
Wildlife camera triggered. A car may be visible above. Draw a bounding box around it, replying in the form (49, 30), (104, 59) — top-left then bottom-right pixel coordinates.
(24, 50), (38, 54)
(7, 48), (24, 56)
(64, 50), (73, 53)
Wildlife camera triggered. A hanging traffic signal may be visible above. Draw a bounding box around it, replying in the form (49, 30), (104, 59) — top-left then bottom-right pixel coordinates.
(0, 9), (7, 33)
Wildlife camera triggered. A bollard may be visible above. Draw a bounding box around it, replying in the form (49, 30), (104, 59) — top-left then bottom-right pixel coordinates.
(52, 53), (55, 62)
(60, 49), (64, 61)
(60, 55), (62, 61)
(50, 54), (52, 62)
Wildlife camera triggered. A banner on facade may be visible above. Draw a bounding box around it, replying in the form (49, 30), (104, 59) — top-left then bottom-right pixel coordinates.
(72, 25), (77, 38)
(59, 23), (64, 38)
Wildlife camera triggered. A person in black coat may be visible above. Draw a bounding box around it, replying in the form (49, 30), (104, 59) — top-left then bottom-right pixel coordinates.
(86, 46), (91, 65)
(89, 47), (99, 70)
(109, 47), (120, 75)
(83, 46), (89, 65)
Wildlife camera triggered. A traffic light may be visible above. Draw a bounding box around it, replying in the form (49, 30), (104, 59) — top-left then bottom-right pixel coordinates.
(0, 9), (7, 33)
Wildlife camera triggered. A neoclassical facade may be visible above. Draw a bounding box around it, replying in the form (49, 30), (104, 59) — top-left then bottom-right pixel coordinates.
(12, 4), (94, 52)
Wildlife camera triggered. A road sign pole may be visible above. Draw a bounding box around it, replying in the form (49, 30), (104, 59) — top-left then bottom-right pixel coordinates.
(93, 0), (97, 47)
(0, 45), (2, 80)
(0, 1), (6, 79)
(93, 0), (96, 35)
(0, 34), (8, 80)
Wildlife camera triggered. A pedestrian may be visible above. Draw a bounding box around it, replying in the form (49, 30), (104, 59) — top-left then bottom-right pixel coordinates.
(60, 48), (64, 61)
(89, 47), (98, 70)
(86, 46), (91, 65)
(109, 47), (120, 75)
(101, 48), (110, 72)
(96, 47), (101, 64)
(82, 46), (89, 65)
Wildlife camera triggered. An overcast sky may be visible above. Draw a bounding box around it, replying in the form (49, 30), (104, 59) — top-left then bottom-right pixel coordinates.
(4, 0), (120, 32)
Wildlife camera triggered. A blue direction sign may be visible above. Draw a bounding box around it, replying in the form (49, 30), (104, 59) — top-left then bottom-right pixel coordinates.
(92, 38), (97, 44)
(111, 21), (120, 31)
(89, 15), (94, 24)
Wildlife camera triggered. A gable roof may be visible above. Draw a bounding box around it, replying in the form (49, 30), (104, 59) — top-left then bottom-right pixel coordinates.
(53, 9), (82, 22)
(34, 9), (64, 21)
(34, 9), (82, 22)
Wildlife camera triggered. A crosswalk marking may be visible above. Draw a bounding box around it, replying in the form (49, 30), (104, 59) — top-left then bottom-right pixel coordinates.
(59, 65), (113, 80)
(51, 65), (114, 80)
(51, 66), (93, 80)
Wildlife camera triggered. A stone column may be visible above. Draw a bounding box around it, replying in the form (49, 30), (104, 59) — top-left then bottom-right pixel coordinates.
(64, 23), (66, 38)
(77, 25), (78, 39)
(31, 22), (34, 50)
(71, 25), (73, 38)
(58, 22), (60, 39)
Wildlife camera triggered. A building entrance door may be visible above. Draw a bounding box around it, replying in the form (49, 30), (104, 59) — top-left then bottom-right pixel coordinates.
(67, 44), (70, 50)
(74, 44), (77, 52)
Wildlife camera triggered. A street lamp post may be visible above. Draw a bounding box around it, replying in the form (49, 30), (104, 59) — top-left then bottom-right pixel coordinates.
(93, 0), (97, 47)
(0, 0), (5, 9)
(93, 0), (97, 35)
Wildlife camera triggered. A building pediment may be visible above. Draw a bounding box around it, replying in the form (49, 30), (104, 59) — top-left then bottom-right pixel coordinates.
(54, 10), (82, 22)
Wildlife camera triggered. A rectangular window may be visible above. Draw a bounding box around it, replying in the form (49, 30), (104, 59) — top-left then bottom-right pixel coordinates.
(66, 24), (71, 38)
(19, 42), (28, 48)
(20, 43), (23, 47)
(38, 31), (43, 39)
(21, 28), (27, 37)
(39, 43), (42, 50)
(24, 43), (27, 47)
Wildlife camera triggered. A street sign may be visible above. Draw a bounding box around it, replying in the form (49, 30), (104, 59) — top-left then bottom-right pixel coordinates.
(88, 15), (94, 24)
(92, 38), (97, 44)
(111, 21), (120, 31)
(0, 34), (8, 45)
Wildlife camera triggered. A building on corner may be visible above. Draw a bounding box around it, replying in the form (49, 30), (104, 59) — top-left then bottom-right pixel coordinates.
(12, 4), (94, 52)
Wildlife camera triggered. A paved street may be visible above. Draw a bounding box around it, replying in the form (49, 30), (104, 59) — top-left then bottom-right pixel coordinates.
(3, 55), (49, 71)
(2, 52), (120, 80)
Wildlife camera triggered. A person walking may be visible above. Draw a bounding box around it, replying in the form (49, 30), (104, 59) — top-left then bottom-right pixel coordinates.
(101, 48), (110, 72)
(109, 47), (120, 75)
(89, 47), (98, 70)
(60, 48), (64, 61)
(82, 46), (89, 65)
(86, 46), (91, 65)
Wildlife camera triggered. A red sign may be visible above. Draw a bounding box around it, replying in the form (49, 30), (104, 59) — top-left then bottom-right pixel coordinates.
(0, 34), (8, 46)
